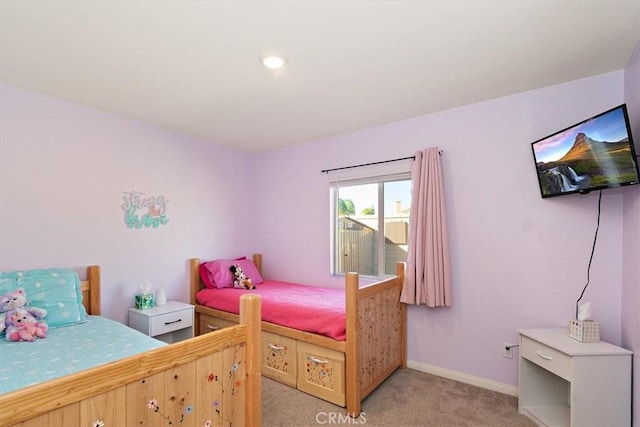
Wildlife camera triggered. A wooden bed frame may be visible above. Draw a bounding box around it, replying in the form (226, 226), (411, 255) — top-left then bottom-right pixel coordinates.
(190, 254), (407, 416)
(0, 265), (262, 427)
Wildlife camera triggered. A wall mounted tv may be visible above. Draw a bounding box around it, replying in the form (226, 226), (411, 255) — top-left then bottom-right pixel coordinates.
(531, 104), (640, 198)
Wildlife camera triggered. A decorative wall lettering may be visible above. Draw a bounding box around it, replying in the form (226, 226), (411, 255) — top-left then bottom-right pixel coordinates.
(122, 191), (169, 229)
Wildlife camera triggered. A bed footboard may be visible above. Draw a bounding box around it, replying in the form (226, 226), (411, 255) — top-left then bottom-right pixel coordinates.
(345, 262), (407, 416)
(0, 294), (262, 427)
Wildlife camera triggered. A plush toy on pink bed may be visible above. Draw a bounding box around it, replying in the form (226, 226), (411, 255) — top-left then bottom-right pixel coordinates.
(230, 265), (255, 290)
(4, 307), (49, 342)
(0, 287), (48, 337)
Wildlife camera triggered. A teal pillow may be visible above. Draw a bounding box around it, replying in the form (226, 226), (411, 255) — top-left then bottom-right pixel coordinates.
(0, 268), (87, 330)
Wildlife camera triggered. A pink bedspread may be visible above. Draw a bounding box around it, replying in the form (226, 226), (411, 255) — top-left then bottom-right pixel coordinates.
(196, 280), (346, 341)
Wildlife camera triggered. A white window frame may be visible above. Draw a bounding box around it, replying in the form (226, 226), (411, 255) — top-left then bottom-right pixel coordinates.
(329, 170), (411, 278)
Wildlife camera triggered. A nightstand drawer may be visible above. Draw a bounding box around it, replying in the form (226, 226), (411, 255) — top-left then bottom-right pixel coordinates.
(149, 308), (193, 336)
(199, 314), (237, 334)
(521, 335), (572, 381)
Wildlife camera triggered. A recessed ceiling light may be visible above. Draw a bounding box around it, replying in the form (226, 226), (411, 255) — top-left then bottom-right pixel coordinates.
(261, 52), (287, 70)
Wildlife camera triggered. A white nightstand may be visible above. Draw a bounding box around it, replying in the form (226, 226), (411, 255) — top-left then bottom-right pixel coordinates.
(518, 328), (632, 427)
(128, 301), (194, 344)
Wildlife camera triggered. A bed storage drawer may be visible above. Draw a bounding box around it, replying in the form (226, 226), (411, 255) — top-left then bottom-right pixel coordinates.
(199, 314), (237, 335)
(262, 331), (297, 386)
(297, 341), (345, 406)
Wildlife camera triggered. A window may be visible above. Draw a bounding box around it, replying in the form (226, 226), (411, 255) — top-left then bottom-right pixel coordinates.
(331, 174), (411, 278)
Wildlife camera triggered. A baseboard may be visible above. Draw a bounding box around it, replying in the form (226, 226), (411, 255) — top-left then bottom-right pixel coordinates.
(406, 360), (519, 397)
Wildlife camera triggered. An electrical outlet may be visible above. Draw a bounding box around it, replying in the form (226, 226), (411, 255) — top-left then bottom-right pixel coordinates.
(503, 343), (513, 359)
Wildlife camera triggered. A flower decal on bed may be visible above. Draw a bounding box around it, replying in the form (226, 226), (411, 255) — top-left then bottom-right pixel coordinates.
(202, 359), (243, 426)
(139, 360), (242, 427)
(92, 421), (105, 427)
(147, 398), (174, 425)
(145, 398), (200, 425)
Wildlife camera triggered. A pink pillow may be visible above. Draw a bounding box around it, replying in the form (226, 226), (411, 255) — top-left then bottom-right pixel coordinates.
(199, 263), (216, 289)
(201, 258), (263, 289)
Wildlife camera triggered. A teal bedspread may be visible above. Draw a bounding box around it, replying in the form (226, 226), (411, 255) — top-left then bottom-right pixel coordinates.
(0, 315), (166, 394)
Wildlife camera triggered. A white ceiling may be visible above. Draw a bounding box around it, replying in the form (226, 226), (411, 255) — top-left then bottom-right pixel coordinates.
(1, 1), (639, 153)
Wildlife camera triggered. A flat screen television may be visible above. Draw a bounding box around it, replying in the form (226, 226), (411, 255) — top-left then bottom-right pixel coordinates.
(531, 104), (640, 198)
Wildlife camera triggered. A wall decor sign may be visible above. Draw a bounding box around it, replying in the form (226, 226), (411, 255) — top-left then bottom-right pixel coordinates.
(122, 191), (169, 229)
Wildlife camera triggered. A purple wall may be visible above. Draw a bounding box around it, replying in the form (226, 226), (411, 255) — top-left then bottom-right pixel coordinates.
(0, 84), (258, 324)
(623, 40), (640, 427)
(255, 71), (628, 388)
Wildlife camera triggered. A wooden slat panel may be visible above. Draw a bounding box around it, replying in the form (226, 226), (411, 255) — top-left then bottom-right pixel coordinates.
(44, 403), (80, 427)
(80, 388), (126, 426)
(223, 345), (246, 426)
(165, 363), (196, 427)
(357, 286), (403, 397)
(195, 351), (225, 427)
(14, 403), (79, 427)
(126, 373), (165, 427)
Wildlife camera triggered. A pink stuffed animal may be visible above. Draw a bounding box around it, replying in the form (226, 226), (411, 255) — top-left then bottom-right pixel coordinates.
(5, 307), (48, 342)
(0, 287), (47, 334)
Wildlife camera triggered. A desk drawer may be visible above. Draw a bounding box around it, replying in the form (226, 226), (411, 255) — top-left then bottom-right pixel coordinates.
(262, 331), (297, 387)
(521, 336), (572, 381)
(199, 314), (237, 335)
(150, 308), (193, 336)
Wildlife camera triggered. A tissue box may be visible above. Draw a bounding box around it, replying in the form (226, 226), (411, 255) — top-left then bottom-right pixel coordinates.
(568, 319), (600, 343)
(135, 293), (155, 310)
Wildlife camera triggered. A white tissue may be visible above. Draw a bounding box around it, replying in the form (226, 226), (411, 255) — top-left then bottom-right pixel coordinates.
(577, 302), (592, 321)
(140, 279), (152, 295)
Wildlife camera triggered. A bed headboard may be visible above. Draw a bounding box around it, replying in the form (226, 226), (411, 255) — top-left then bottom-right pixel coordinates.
(80, 266), (101, 315)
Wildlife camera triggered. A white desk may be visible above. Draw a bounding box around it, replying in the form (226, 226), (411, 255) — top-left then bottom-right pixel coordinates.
(518, 328), (631, 427)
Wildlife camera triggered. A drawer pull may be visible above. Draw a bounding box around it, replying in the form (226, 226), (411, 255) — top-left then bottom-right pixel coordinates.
(308, 356), (329, 364)
(206, 324), (221, 331)
(268, 343), (285, 351)
(536, 350), (553, 361)
(164, 318), (182, 325)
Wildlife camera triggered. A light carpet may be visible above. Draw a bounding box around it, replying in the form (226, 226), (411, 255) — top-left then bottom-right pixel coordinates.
(262, 368), (536, 426)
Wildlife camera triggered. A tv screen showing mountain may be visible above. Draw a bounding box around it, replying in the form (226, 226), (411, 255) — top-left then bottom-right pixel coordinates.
(531, 104), (640, 198)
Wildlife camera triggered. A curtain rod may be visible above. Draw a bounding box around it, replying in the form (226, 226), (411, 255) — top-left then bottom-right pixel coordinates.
(321, 150), (442, 174)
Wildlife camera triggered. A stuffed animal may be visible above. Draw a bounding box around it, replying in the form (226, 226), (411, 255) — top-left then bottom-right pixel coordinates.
(230, 265), (255, 290)
(0, 287), (47, 334)
(5, 307), (48, 342)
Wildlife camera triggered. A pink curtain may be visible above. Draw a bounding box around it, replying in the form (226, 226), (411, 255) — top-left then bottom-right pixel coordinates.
(401, 147), (451, 307)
